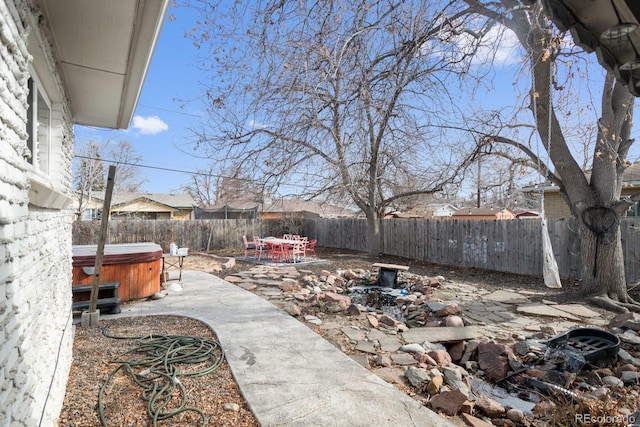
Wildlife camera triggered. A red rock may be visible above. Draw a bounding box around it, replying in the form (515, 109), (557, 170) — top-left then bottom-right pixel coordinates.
(435, 304), (461, 317)
(448, 341), (466, 362)
(287, 304), (301, 316)
(322, 291), (351, 305)
(477, 342), (513, 381)
(427, 349), (452, 366)
(279, 280), (300, 292)
(428, 388), (468, 416)
(608, 312), (640, 329)
(346, 304), (362, 315)
(414, 352), (438, 366)
(379, 314), (398, 327)
(444, 315), (464, 327)
(326, 273), (347, 286)
(475, 395), (505, 417)
(366, 314), (379, 328)
(460, 413), (494, 427)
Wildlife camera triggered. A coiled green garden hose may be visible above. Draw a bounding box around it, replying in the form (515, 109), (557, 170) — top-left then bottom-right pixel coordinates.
(97, 329), (225, 426)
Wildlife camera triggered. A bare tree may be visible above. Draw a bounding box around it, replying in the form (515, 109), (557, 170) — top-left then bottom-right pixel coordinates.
(186, 0), (487, 255)
(181, 163), (261, 206)
(73, 140), (106, 219)
(107, 140), (147, 193)
(182, 164), (218, 207)
(464, 0), (639, 312)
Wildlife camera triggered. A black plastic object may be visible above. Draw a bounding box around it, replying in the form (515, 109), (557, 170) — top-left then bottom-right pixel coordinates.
(546, 327), (620, 365)
(376, 268), (398, 288)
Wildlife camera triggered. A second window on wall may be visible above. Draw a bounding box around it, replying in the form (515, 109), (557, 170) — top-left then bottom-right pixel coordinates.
(26, 73), (51, 176)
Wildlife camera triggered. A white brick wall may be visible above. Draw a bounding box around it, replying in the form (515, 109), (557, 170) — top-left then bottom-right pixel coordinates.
(1, 1), (75, 425)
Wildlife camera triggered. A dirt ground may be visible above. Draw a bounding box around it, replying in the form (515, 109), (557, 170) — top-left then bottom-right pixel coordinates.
(60, 247), (620, 426)
(187, 246), (583, 305)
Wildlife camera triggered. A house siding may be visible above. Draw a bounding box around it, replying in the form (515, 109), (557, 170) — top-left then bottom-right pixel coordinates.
(543, 189), (639, 218)
(1, 1), (74, 425)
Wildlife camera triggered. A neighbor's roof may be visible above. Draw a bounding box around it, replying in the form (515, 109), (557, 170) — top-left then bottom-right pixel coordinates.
(92, 192), (195, 208)
(452, 207), (514, 217)
(202, 200), (260, 211)
(35, 0), (169, 128)
(262, 199), (358, 217)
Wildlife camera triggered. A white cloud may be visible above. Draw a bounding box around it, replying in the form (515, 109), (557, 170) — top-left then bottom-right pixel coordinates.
(132, 115), (169, 135)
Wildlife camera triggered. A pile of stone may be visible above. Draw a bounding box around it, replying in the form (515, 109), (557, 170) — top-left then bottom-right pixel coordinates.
(225, 267), (640, 426)
(227, 266), (640, 426)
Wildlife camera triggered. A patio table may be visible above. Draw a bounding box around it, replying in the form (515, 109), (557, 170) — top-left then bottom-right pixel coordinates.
(260, 237), (308, 263)
(259, 237), (301, 245)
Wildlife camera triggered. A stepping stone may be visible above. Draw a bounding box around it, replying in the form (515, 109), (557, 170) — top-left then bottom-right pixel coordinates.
(350, 354), (370, 369)
(516, 304), (580, 320)
(355, 341), (377, 354)
(484, 290), (530, 304)
(402, 326), (483, 343)
(553, 304), (601, 318)
(342, 326), (367, 341)
(391, 353), (418, 365)
(319, 321), (342, 330)
(379, 336), (402, 352)
(367, 329), (386, 341)
(373, 367), (406, 385)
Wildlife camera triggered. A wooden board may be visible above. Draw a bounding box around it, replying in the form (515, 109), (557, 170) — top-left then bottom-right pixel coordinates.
(372, 263), (410, 271)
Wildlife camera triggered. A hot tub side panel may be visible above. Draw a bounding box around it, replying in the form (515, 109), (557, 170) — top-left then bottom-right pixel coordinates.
(72, 259), (161, 301)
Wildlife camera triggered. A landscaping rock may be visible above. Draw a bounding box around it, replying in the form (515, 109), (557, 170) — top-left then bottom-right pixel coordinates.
(428, 349), (452, 366)
(405, 366), (430, 387)
(426, 375), (443, 395)
(444, 315), (464, 327)
(475, 395), (506, 417)
(477, 342), (512, 381)
(429, 388), (468, 416)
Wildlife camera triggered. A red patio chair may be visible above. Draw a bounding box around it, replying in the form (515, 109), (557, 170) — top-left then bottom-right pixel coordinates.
(306, 239), (317, 258)
(289, 241), (306, 262)
(253, 237), (267, 260)
(242, 235), (256, 258)
(268, 242), (288, 265)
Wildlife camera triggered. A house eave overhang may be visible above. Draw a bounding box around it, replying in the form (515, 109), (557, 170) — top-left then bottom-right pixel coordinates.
(542, 0), (640, 96)
(35, 0), (170, 129)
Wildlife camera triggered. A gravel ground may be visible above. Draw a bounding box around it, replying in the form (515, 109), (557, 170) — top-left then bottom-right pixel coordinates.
(59, 247), (591, 426)
(59, 316), (260, 427)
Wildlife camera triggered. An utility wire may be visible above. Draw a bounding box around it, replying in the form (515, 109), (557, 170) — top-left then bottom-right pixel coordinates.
(73, 154), (319, 191)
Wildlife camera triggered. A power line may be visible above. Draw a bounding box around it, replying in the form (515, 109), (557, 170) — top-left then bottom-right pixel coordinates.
(73, 154), (313, 190)
(74, 154), (213, 177)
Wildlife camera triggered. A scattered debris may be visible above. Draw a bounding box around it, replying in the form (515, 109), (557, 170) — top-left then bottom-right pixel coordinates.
(224, 264), (640, 426)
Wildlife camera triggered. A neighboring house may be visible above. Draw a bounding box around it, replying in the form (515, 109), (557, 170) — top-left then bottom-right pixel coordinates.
(452, 207), (516, 220)
(77, 192), (195, 220)
(260, 198), (358, 219)
(0, 1), (168, 425)
(195, 198), (358, 220)
(515, 210), (541, 219)
(523, 163), (640, 218)
(404, 203), (459, 218)
(195, 200), (260, 220)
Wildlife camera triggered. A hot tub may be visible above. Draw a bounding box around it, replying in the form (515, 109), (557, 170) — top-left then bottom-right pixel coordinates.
(72, 243), (163, 301)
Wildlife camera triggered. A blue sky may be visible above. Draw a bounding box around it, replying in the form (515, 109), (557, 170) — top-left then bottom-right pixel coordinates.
(73, 1), (640, 196)
(74, 2), (209, 193)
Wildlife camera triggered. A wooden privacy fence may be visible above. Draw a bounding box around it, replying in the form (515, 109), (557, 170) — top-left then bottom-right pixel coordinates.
(72, 219), (305, 253)
(72, 217), (640, 281)
(305, 217), (640, 282)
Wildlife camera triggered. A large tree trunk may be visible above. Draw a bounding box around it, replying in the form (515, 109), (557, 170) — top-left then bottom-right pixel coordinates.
(365, 209), (381, 256)
(579, 222), (626, 297)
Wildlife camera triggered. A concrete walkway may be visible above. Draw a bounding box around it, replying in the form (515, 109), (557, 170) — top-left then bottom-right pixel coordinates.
(105, 270), (454, 427)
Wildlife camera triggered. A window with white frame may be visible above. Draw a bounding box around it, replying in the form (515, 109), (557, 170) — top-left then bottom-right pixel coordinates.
(26, 73), (51, 176)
